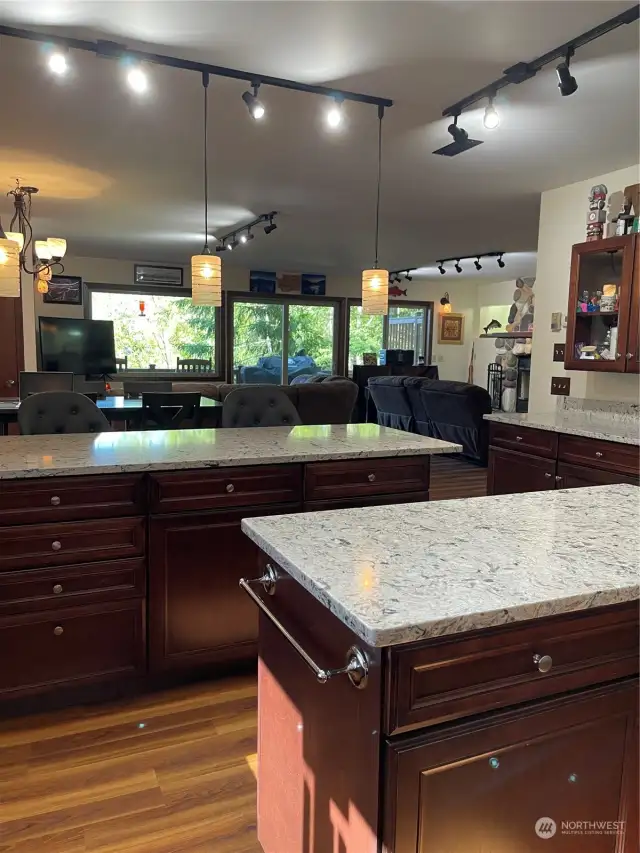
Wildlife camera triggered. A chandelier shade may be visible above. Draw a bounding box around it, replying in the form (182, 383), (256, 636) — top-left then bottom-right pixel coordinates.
(0, 238), (21, 297)
(192, 254), (222, 306)
(6, 232), (24, 252)
(361, 268), (389, 315)
(35, 240), (53, 261)
(47, 237), (67, 260)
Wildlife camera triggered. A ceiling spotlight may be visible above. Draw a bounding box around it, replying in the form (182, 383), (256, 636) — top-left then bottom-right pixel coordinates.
(264, 219), (277, 235)
(239, 234), (248, 244)
(474, 257), (482, 271)
(242, 83), (265, 120)
(405, 273), (413, 282)
(497, 253), (506, 268)
(483, 95), (500, 130)
(215, 244), (226, 253)
(455, 260), (462, 273)
(126, 64), (148, 94)
(326, 96), (344, 129)
(557, 48), (578, 97)
(47, 49), (68, 77)
(226, 241), (233, 252)
(438, 262), (446, 275)
(245, 231), (254, 242)
(230, 238), (239, 250)
(433, 115), (483, 157)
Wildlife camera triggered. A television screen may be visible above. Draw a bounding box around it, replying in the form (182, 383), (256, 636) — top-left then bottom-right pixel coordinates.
(39, 317), (117, 376)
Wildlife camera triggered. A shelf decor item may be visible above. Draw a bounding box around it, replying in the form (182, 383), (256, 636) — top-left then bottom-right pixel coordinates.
(586, 184), (608, 241)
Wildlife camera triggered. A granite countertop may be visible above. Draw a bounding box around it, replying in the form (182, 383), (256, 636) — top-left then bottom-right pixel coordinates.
(0, 424), (461, 480)
(484, 410), (640, 445)
(242, 484), (640, 647)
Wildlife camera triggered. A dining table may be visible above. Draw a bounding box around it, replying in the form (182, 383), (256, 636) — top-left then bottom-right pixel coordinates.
(0, 395), (223, 435)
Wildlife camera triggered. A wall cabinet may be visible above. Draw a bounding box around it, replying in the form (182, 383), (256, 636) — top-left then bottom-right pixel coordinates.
(565, 234), (639, 372)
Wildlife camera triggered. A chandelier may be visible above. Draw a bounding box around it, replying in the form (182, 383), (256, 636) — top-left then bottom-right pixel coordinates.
(1, 180), (67, 295)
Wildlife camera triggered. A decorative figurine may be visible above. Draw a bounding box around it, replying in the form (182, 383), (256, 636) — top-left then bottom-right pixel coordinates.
(586, 184), (608, 241)
(613, 197), (635, 236)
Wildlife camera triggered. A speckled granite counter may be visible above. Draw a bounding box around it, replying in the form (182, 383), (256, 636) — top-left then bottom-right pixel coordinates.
(242, 484), (640, 647)
(0, 424), (461, 480)
(484, 410), (640, 445)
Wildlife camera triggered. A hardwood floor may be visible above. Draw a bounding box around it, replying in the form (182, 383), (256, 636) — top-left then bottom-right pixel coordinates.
(0, 676), (261, 853)
(430, 455), (488, 501)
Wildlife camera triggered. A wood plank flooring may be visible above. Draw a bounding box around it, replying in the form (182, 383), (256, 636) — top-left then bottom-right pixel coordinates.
(0, 676), (261, 853)
(430, 455), (488, 501)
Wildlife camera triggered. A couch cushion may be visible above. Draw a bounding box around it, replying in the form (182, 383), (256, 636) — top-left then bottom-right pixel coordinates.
(367, 376), (414, 431)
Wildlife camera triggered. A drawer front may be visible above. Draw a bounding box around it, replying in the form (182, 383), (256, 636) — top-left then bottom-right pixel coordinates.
(386, 603), (639, 735)
(489, 423), (558, 458)
(0, 558), (146, 613)
(556, 462), (639, 489)
(0, 601), (146, 697)
(304, 457), (429, 502)
(0, 475), (145, 525)
(558, 434), (640, 476)
(149, 465), (302, 513)
(0, 517), (145, 572)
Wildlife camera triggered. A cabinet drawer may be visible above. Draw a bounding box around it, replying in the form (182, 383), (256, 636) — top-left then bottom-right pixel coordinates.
(0, 475), (145, 525)
(0, 517), (145, 572)
(556, 462), (639, 489)
(0, 558), (145, 613)
(386, 603), (639, 735)
(489, 423), (558, 458)
(558, 434), (640, 476)
(0, 600), (146, 697)
(149, 465), (302, 513)
(304, 457), (429, 502)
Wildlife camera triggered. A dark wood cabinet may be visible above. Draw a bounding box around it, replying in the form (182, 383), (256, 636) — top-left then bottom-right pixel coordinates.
(385, 680), (638, 853)
(565, 235), (638, 372)
(557, 462), (639, 489)
(487, 446), (556, 495)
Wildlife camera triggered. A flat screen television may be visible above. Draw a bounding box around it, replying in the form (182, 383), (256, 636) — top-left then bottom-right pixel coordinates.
(39, 317), (117, 377)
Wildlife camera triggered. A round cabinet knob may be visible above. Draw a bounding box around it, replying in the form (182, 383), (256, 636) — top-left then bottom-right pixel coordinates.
(52, 583), (63, 594)
(533, 653), (553, 673)
(53, 625), (64, 636)
(516, 435), (523, 442)
(367, 473), (376, 483)
(595, 451), (603, 458)
(627, 353), (634, 360)
(50, 496), (61, 506)
(51, 540), (62, 551)
(225, 483), (235, 493)
(555, 475), (563, 483)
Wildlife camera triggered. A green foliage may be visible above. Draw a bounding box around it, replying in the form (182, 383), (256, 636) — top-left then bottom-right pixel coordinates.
(348, 307), (384, 368)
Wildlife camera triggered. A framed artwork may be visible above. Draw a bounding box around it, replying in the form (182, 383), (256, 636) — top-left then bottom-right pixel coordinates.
(43, 275), (83, 305)
(134, 264), (183, 286)
(250, 270), (277, 294)
(277, 272), (301, 294)
(301, 273), (326, 296)
(438, 312), (465, 345)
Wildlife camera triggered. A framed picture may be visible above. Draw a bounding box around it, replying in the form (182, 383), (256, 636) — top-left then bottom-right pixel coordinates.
(43, 275), (83, 305)
(250, 270), (277, 294)
(134, 264), (183, 286)
(438, 312), (465, 345)
(301, 273), (326, 296)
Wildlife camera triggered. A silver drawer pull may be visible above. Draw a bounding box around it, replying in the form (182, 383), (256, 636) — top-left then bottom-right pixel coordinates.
(595, 451), (603, 458)
(50, 496), (61, 506)
(239, 567), (369, 690)
(53, 625), (64, 636)
(544, 472), (552, 478)
(516, 435), (523, 441)
(52, 583), (63, 594)
(533, 653), (553, 673)
(51, 540), (62, 551)
(367, 473), (376, 482)
(225, 483), (235, 493)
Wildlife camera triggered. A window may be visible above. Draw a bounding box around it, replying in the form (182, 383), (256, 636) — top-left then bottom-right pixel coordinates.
(90, 289), (217, 373)
(347, 301), (432, 370)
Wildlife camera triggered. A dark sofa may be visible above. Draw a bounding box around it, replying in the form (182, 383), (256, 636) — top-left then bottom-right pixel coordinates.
(367, 376), (492, 465)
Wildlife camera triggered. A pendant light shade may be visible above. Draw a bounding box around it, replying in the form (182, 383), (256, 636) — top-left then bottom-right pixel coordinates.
(0, 237), (21, 297)
(362, 268), (389, 315)
(192, 254), (221, 305)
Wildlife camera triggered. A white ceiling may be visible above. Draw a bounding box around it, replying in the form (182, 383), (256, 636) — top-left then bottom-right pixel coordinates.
(0, 0), (638, 283)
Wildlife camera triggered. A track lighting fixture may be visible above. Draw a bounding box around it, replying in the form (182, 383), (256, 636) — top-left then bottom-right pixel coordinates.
(126, 63), (148, 94)
(433, 115), (483, 157)
(497, 253), (506, 268)
(326, 96), (344, 129)
(405, 274), (412, 282)
(455, 260), (463, 274)
(483, 95), (500, 130)
(436, 252), (506, 275)
(556, 48), (578, 96)
(438, 262), (446, 275)
(474, 257), (482, 271)
(48, 48), (68, 76)
(242, 83), (265, 120)
(390, 269), (415, 283)
(216, 213), (278, 250)
(215, 244), (225, 253)
(264, 219), (277, 235)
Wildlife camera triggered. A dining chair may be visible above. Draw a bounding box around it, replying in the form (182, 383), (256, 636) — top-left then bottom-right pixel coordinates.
(19, 371), (74, 401)
(222, 387), (302, 428)
(140, 392), (202, 429)
(18, 391), (111, 435)
(115, 356), (128, 371)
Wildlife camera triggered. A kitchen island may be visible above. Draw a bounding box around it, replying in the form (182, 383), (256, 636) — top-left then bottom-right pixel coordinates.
(0, 424), (459, 708)
(242, 484), (639, 853)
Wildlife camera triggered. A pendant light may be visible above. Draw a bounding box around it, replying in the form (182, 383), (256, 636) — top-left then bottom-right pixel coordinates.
(362, 106), (388, 315)
(0, 217), (21, 298)
(192, 72), (222, 306)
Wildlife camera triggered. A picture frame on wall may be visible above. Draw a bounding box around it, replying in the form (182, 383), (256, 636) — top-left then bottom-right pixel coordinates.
(42, 275), (83, 306)
(134, 264), (184, 287)
(438, 312), (465, 345)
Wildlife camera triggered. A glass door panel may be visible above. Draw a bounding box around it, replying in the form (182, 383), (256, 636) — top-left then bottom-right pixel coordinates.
(388, 305), (426, 362)
(287, 304), (336, 381)
(348, 305), (384, 373)
(571, 246), (627, 364)
(232, 300), (284, 384)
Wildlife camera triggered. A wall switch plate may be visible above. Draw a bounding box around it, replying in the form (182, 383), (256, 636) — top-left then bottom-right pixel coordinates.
(553, 343), (566, 362)
(551, 376), (571, 395)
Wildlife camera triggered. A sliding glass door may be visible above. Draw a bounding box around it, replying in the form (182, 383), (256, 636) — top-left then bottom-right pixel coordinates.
(347, 301), (432, 371)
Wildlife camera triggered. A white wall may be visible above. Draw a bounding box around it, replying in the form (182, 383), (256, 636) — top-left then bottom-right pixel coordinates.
(529, 164), (640, 412)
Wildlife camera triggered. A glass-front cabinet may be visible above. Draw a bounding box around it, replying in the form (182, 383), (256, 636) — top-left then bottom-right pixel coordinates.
(565, 234), (639, 373)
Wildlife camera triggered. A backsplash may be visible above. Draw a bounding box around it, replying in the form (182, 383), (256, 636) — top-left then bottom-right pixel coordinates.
(562, 397), (640, 424)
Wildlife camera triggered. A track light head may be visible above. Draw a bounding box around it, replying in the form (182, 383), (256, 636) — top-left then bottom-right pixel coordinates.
(242, 83), (265, 119)
(405, 274), (412, 282)
(226, 241), (233, 252)
(556, 50), (578, 96)
(326, 96), (344, 129)
(239, 234), (248, 244)
(483, 96), (500, 130)
(455, 260), (463, 274)
(215, 244), (226, 253)
(126, 64), (148, 94)
(47, 48), (68, 76)
(474, 257), (482, 271)
(497, 253), (506, 269)
(264, 220), (277, 235)
(434, 116), (483, 157)
(438, 262), (446, 275)
(230, 238), (239, 250)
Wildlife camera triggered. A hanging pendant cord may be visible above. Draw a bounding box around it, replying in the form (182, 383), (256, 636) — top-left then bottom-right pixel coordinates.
(374, 105), (384, 269)
(202, 72), (210, 254)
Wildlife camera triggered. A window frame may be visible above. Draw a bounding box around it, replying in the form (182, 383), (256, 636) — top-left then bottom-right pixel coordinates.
(346, 298), (434, 373)
(84, 282), (223, 379)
